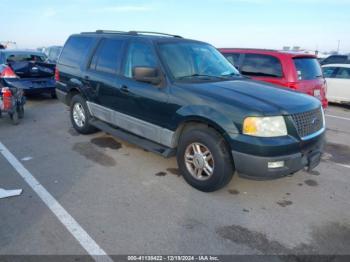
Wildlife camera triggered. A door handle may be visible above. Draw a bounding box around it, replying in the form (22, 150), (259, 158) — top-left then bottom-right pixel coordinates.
(120, 85), (129, 94)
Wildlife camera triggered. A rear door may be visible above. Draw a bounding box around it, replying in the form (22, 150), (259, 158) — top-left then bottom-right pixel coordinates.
(84, 37), (127, 111)
(239, 53), (285, 86)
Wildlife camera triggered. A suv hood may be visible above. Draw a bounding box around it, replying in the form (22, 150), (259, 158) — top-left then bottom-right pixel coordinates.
(176, 79), (321, 115)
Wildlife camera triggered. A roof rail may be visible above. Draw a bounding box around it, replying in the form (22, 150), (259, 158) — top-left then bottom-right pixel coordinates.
(81, 30), (182, 38)
(128, 31), (182, 38)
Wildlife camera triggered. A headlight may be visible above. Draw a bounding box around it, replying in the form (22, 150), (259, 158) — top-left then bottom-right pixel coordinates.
(243, 116), (287, 137)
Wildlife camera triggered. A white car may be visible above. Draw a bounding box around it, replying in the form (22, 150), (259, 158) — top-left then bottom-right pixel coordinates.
(322, 64), (350, 104)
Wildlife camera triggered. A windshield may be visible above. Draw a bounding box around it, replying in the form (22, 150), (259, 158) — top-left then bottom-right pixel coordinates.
(158, 42), (240, 81)
(293, 57), (323, 80)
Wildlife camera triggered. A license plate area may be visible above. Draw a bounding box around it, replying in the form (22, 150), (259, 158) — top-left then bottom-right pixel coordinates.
(313, 89), (321, 99)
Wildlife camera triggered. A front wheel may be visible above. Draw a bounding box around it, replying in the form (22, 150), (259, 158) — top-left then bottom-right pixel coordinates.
(70, 94), (97, 134)
(177, 126), (234, 192)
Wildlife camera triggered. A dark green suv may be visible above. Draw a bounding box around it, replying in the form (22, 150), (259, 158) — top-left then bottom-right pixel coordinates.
(55, 30), (325, 192)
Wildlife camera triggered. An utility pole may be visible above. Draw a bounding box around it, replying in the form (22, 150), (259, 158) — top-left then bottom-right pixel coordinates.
(337, 40), (340, 53)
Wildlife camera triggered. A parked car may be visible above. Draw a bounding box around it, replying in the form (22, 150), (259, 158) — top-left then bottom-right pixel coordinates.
(44, 46), (63, 63)
(321, 55), (350, 65)
(219, 48), (328, 108)
(0, 50), (56, 97)
(322, 64), (350, 104)
(56, 30), (325, 192)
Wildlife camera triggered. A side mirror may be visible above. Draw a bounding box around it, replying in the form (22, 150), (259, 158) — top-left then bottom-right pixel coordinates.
(133, 67), (161, 85)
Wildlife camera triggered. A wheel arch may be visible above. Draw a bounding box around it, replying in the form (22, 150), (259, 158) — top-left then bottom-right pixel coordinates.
(172, 116), (234, 152)
(67, 87), (82, 105)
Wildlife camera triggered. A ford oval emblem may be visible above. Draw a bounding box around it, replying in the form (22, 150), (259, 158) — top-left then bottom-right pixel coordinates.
(311, 117), (319, 125)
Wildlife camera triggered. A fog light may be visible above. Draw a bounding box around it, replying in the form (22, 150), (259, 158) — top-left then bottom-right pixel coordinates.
(268, 161), (285, 169)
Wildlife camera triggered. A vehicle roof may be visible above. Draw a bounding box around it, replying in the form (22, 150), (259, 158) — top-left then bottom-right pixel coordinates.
(0, 50), (45, 55)
(219, 48), (317, 58)
(322, 63), (350, 68)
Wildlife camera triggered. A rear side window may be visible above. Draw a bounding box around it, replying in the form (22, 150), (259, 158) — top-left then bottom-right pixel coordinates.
(322, 67), (338, 78)
(293, 57), (322, 80)
(223, 53), (240, 68)
(335, 68), (350, 79)
(240, 54), (283, 78)
(59, 36), (94, 67)
(90, 38), (125, 74)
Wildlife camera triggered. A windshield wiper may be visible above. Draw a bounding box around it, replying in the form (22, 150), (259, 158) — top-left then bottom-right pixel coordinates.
(177, 74), (226, 80)
(220, 72), (241, 78)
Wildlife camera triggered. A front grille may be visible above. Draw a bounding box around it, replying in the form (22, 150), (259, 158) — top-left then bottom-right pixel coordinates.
(290, 107), (324, 138)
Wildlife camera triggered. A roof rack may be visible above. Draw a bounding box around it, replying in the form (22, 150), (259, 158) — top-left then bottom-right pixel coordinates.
(81, 30), (182, 38)
(128, 31), (182, 38)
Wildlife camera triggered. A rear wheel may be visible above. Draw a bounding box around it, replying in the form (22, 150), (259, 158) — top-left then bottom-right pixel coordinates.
(177, 126), (234, 192)
(70, 94), (97, 134)
(17, 104), (24, 119)
(10, 111), (19, 125)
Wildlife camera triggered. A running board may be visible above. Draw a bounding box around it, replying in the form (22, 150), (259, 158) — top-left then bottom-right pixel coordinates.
(90, 119), (176, 158)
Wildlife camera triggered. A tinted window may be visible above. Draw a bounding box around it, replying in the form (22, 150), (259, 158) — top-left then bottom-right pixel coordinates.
(90, 38), (125, 74)
(224, 53), (240, 68)
(240, 54), (283, 78)
(335, 68), (350, 79)
(59, 36), (94, 67)
(322, 67), (338, 78)
(124, 42), (158, 78)
(293, 57), (322, 80)
(5, 53), (46, 63)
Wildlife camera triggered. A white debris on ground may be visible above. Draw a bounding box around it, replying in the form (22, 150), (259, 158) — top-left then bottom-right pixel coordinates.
(21, 156), (33, 161)
(0, 188), (22, 199)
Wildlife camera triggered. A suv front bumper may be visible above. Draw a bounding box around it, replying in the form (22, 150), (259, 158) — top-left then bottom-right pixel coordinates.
(231, 134), (324, 179)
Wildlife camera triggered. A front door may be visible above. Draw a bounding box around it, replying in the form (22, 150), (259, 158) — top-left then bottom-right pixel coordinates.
(118, 40), (170, 128)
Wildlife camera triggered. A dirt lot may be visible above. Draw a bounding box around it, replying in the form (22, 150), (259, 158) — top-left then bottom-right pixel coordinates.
(1, 96), (350, 260)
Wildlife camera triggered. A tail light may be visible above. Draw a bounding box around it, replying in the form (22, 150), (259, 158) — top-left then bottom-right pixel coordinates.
(287, 82), (299, 90)
(0, 66), (17, 78)
(54, 67), (60, 81)
(323, 79), (327, 95)
(1, 87), (13, 110)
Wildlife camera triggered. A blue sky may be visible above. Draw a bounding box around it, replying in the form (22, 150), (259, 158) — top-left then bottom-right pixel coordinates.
(1, 0), (349, 52)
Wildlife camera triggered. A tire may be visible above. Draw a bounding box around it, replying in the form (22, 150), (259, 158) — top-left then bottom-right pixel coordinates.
(70, 94), (97, 134)
(177, 126), (234, 192)
(18, 105), (24, 119)
(10, 111), (19, 125)
(51, 92), (57, 99)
